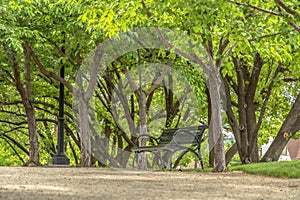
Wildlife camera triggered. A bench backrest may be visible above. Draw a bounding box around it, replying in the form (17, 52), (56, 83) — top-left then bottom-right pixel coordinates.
(158, 125), (207, 146)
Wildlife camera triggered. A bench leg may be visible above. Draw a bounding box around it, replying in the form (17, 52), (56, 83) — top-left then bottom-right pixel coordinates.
(168, 158), (172, 171)
(132, 152), (138, 169)
(199, 159), (204, 170)
(152, 152), (165, 169)
(197, 145), (204, 170)
(167, 151), (177, 171)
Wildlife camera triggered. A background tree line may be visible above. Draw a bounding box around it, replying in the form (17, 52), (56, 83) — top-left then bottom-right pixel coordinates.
(0, 0), (299, 171)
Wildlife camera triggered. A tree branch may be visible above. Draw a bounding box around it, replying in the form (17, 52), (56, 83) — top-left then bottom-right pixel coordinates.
(146, 59), (173, 95)
(274, 0), (299, 16)
(43, 37), (78, 67)
(230, 1), (300, 34)
(222, 76), (241, 147)
(225, 74), (238, 95)
(255, 63), (282, 135)
(23, 42), (73, 93)
(247, 32), (281, 41)
(141, 1), (211, 75)
(216, 37), (230, 68)
(1, 134), (29, 156)
(229, 0), (281, 16)
(282, 77), (300, 82)
(247, 53), (264, 103)
(4, 138), (26, 164)
(287, 20), (300, 34)
(0, 109), (26, 117)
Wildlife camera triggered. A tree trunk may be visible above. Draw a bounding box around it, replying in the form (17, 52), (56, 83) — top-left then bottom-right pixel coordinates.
(223, 75), (243, 162)
(25, 103), (39, 165)
(233, 57), (249, 163)
(261, 93), (300, 162)
(137, 91), (148, 170)
(246, 102), (259, 162)
(76, 69), (92, 167)
(208, 70), (226, 172)
(225, 143), (238, 165)
(9, 44), (40, 166)
(206, 86), (215, 167)
(78, 98), (92, 167)
(225, 54), (264, 164)
(245, 53), (263, 163)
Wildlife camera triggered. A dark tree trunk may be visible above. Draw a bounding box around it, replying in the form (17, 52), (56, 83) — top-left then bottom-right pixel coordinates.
(225, 53), (264, 164)
(233, 57), (249, 163)
(245, 53), (263, 163)
(225, 143), (238, 165)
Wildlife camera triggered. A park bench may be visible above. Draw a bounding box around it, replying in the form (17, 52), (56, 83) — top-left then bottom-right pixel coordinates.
(131, 125), (208, 170)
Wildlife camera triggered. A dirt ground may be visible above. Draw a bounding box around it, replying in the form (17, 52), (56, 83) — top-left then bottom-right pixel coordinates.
(0, 167), (299, 200)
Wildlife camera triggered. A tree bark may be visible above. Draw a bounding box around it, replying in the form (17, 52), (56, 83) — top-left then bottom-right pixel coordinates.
(137, 90), (148, 170)
(246, 53), (263, 162)
(225, 53), (265, 164)
(7, 43), (40, 166)
(206, 87), (215, 167)
(261, 93), (300, 162)
(225, 143), (238, 165)
(76, 69), (92, 167)
(208, 70), (226, 172)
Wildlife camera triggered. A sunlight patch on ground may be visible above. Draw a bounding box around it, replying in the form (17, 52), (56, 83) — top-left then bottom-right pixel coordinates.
(0, 185), (70, 192)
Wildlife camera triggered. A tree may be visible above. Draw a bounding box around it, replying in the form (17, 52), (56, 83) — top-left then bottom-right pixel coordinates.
(261, 93), (300, 161)
(1, 1), (41, 165)
(1, 0), (299, 169)
(0, 0), (93, 166)
(229, 0), (300, 162)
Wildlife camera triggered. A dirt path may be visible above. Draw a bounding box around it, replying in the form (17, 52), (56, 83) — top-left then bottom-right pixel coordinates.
(0, 167), (299, 200)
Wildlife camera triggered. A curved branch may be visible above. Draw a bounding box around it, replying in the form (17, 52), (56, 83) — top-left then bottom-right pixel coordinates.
(4, 138), (26, 164)
(23, 42), (73, 93)
(0, 133), (29, 155)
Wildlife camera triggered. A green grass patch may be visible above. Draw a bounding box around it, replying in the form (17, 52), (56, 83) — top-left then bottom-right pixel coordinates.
(229, 160), (300, 178)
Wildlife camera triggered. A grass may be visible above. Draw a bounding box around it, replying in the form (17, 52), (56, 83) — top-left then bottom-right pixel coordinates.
(229, 160), (300, 178)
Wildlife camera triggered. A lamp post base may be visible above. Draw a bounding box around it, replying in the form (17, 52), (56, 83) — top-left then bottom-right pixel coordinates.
(50, 154), (70, 165)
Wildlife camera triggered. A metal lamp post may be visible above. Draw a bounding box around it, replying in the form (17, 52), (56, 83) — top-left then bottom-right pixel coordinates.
(50, 65), (70, 165)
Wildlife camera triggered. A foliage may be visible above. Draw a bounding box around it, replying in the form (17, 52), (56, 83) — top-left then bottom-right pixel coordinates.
(0, 0), (299, 168)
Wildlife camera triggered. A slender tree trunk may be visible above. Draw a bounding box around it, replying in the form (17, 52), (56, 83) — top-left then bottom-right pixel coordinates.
(233, 57), (249, 163)
(137, 90), (148, 170)
(78, 97), (91, 167)
(206, 87), (215, 167)
(245, 53), (263, 162)
(246, 102), (259, 162)
(8, 43), (40, 166)
(208, 70), (226, 172)
(225, 143), (238, 165)
(25, 103), (39, 165)
(76, 69), (92, 167)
